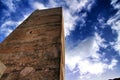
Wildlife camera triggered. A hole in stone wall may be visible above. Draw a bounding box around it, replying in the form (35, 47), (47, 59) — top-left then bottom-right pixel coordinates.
(29, 31), (32, 34)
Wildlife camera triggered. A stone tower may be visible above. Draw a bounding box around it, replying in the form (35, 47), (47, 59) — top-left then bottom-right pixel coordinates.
(0, 7), (64, 80)
(109, 78), (120, 80)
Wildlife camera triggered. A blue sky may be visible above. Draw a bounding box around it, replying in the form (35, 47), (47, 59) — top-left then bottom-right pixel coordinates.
(0, 0), (120, 80)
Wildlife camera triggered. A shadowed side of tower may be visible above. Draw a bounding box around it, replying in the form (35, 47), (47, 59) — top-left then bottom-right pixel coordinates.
(109, 78), (120, 80)
(0, 7), (64, 80)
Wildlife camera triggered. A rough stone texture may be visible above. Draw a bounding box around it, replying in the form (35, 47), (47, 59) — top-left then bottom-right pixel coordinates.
(0, 61), (6, 78)
(20, 67), (35, 77)
(0, 7), (64, 80)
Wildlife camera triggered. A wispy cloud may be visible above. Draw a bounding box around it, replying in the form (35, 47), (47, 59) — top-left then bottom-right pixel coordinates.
(0, 13), (29, 39)
(108, 59), (118, 70)
(107, 0), (120, 55)
(64, 0), (94, 12)
(63, 0), (95, 36)
(66, 32), (118, 79)
(0, 20), (16, 36)
(63, 9), (79, 36)
(30, 1), (48, 10)
(1, 0), (16, 12)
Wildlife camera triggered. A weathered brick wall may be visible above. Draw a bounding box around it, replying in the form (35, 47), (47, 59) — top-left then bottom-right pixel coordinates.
(0, 7), (64, 80)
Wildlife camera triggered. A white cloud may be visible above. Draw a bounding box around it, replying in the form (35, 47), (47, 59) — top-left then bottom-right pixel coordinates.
(63, 9), (79, 36)
(2, 10), (11, 18)
(97, 15), (107, 29)
(111, 0), (118, 5)
(63, 0), (95, 36)
(66, 33), (105, 70)
(107, 0), (120, 55)
(0, 13), (29, 37)
(0, 20), (17, 36)
(108, 59), (118, 70)
(74, 58), (118, 80)
(86, 0), (95, 11)
(65, 0), (88, 12)
(111, 0), (120, 9)
(64, 0), (94, 12)
(1, 21), (15, 28)
(78, 59), (107, 75)
(32, 2), (48, 10)
(95, 32), (107, 48)
(48, 0), (58, 7)
(66, 33), (118, 79)
(1, 0), (16, 12)
(0, 28), (13, 36)
(62, 0), (95, 36)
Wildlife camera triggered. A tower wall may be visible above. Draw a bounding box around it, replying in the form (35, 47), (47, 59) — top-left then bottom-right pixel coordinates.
(0, 7), (64, 80)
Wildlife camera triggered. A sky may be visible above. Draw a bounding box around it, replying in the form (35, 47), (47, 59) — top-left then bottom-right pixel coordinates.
(0, 0), (120, 80)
